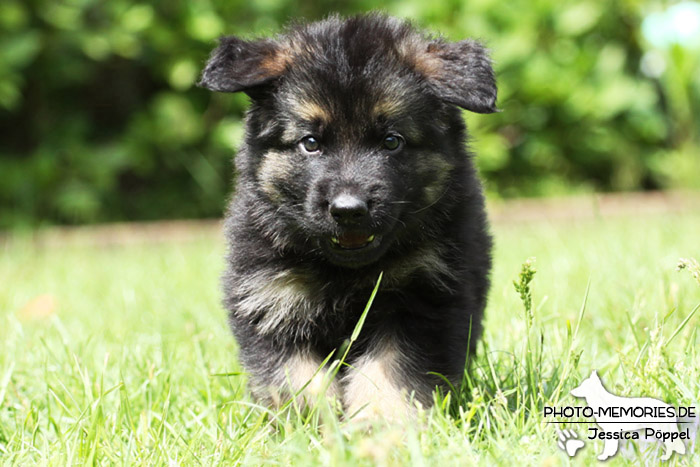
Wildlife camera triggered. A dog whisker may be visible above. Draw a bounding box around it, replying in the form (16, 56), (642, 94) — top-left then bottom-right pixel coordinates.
(410, 184), (452, 214)
(386, 214), (407, 229)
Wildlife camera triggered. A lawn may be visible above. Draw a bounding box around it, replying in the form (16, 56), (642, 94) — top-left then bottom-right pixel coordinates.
(1, 209), (699, 465)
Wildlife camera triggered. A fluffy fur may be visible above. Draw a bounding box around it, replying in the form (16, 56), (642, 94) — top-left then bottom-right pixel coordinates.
(199, 14), (496, 419)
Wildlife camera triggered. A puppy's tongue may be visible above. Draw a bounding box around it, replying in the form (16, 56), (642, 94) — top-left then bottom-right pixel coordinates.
(334, 233), (374, 249)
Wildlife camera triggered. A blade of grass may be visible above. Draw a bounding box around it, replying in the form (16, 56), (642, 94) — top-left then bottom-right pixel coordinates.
(665, 302), (700, 346)
(551, 279), (590, 402)
(351, 272), (383, 342)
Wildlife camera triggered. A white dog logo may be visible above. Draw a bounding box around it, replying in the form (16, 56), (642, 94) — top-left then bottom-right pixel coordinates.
(570, 370), (686, 461)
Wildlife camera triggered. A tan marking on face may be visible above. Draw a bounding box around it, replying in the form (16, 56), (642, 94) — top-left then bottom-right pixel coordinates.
(343, 341), (415, 421)
(236, 269), (323, 335)
(416, 152), (454, 205)
(370, 78), (424, 139)
(278, 95), (331, 143)
(372, 101), (422, 141)
(280, 123), (299, 145)
(372, 96), (406, 119)
(257, 150), (294, 202)
(423, 176), (448, 205)
(291, 99), (331, 123)
(265, 352), (341, 409)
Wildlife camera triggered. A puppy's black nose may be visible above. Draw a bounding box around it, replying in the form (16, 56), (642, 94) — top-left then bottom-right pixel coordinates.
(329, 194), (369, 225)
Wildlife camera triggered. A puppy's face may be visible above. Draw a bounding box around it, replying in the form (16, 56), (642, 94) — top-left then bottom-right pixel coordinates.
(257, 68), (446, 268)
(199, 16), (497, 268)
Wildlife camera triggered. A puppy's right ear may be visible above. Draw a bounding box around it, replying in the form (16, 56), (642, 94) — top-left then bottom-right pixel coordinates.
(198, 36), (287, 93)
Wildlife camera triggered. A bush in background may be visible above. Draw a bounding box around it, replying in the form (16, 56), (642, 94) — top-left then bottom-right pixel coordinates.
(0, 0), (698, 226)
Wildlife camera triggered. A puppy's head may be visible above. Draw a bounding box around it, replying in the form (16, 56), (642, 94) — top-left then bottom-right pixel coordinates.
(200, 15), (497, 268)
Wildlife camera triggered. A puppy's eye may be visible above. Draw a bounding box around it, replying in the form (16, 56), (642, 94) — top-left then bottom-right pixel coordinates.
(383, 134), (403, 151)
(300, 136), (321, 153)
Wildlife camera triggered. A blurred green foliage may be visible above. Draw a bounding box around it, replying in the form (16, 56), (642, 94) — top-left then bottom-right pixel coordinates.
(0, 0), (698, 226)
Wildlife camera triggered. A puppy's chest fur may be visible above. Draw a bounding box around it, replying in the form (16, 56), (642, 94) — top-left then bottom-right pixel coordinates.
(225, 235), (459, 342)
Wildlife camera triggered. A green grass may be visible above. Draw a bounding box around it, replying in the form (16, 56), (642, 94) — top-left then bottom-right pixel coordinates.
(1, 212), (699, 465)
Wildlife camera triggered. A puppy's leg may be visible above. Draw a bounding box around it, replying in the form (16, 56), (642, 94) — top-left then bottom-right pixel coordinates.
(342, 337), (433, 422)
(341, 302), (471, 423)
(273, 351), (341, 408)
(243, 342), (340, 410)
(342, 342), (411, 421)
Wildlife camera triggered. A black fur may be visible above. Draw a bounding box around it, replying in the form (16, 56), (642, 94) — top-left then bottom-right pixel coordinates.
(199, 14), (495, 416)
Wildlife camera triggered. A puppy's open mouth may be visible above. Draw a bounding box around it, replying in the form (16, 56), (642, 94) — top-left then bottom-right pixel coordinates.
(330, 233), (377, 250)
(322, 231), (389, 268)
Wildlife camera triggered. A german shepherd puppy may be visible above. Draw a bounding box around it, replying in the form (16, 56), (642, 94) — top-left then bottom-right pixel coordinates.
(199, 14), (496, 419)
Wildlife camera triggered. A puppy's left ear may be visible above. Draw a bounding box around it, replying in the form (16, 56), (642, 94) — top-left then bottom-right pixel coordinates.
(414, 40), (498, 114)
(198, 36), (287, 93)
